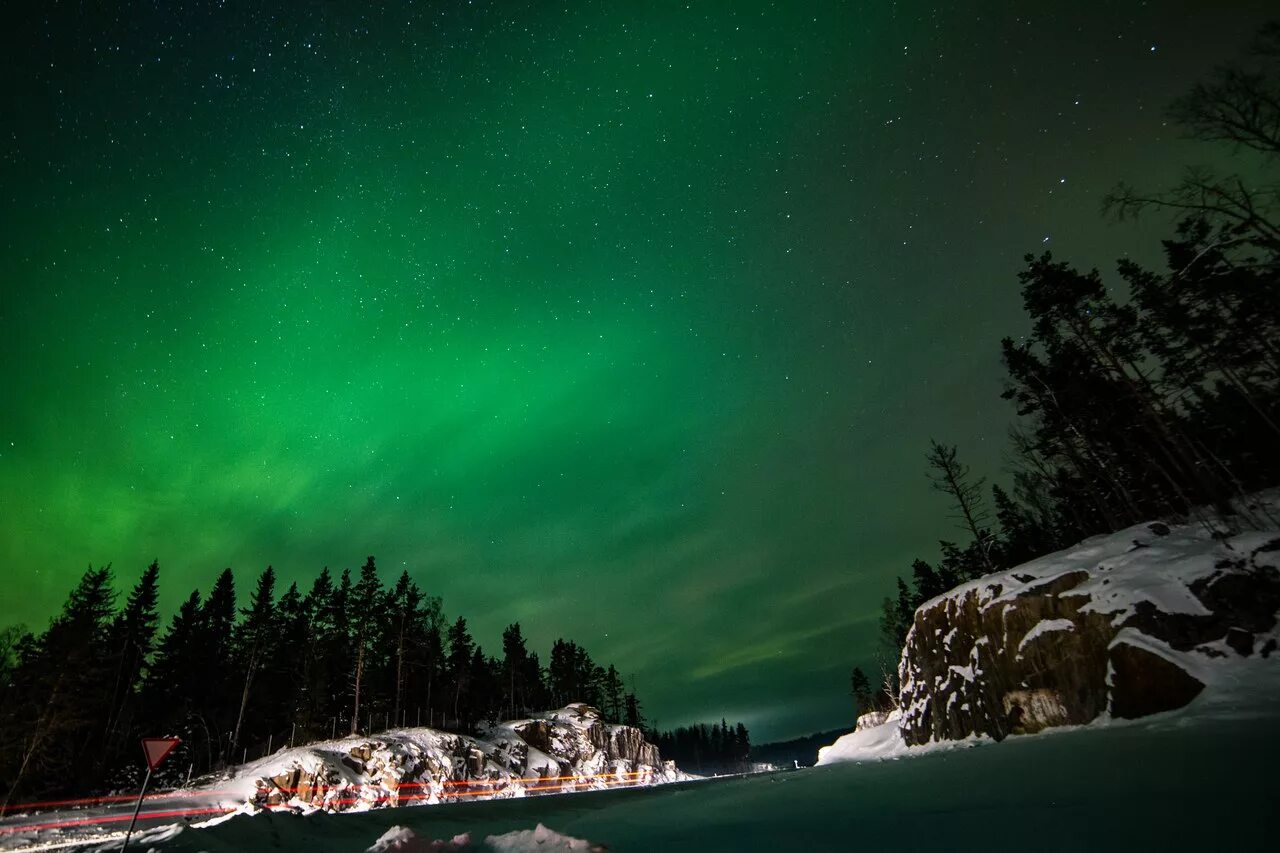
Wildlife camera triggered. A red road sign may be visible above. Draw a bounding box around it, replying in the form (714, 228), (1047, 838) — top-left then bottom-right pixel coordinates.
(141, 737), (180, 771)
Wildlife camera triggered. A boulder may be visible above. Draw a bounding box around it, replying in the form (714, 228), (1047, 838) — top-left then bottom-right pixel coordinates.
(247, 706), (677, 813)
(895, 514), (1280, 747)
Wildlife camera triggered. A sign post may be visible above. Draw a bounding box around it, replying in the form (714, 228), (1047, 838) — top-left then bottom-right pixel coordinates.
(121, 737), (180, 851)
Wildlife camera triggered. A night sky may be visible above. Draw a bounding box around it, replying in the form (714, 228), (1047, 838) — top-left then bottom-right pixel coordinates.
(2, 1), (1272, 740)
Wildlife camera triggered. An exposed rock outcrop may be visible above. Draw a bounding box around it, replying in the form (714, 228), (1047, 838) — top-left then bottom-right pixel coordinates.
(896, 515), (1280, 747)
(242, 704), (680, 813)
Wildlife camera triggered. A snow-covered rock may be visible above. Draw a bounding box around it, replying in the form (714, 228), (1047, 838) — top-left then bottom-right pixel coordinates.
(816, 710), (908, 764)
(853, 709), (891, 732)
(210, 704), (681, 814)
(820, 496), (1280, 765)
(364, 823), (603, 852)
(896, 503), (1280, 746)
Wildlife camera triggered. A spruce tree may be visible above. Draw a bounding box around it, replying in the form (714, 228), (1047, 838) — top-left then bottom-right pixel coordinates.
(501, 623), (530, 719)
(349, 557), (383, 734)
(102, 560), (160, 767)
(850, 667), (873, 717)
(200, 568), (237, 764)
(230, 566), (276, 757)
(623, 691), (644, 732)
(2, 566), (116, 806)
(445, 617), (474, 728)
(601, 665), (624, 723)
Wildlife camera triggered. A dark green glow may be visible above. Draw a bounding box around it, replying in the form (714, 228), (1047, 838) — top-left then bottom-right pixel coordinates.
(1, 1), (1268, 738)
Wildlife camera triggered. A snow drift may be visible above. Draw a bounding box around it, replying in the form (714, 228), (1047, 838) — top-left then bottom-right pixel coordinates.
(366, 822), (604, 852)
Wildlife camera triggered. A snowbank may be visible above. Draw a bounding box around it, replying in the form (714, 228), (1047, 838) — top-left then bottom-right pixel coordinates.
(363, 822), (602, 852)
(816, 711), (908, 765)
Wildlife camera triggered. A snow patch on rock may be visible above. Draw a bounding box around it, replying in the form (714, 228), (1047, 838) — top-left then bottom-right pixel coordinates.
(1017, 618), (1075, 653)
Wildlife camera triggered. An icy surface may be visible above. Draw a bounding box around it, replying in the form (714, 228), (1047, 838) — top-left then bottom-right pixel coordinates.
(71, 711), (1280, 852)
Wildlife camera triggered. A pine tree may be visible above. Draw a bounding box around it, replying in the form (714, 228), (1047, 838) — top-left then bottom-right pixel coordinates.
(992, 483), (1058, 566)
(142, 590), (203, 723)
(418, 600), (445, 725)
(349, 557), (384, 734)
(101, 560), (160, 767)
(269, 581), (308, 739)
(230, 566), (276, 757)
(328, 569), (354, 730)
(445, 617), (474, 728)
(386, 570), (423, 727)
(2, 566), (116, 806)
(501, 623), (531, 719)
(200, 568), (237, 764)
(0, 625), (28, 696)
(298, 568), (336, 736)
(850, 667), (873, 717)
(910, 559), (947, 603)
(601, 665), (624, 723)
(623, 691), (644, 732)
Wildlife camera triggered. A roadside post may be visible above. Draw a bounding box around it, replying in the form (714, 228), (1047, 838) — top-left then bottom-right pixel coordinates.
(122, 737), (180, 851)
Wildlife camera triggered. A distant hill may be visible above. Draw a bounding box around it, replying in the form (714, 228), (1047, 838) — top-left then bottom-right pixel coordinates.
(751, 728), (850, 768)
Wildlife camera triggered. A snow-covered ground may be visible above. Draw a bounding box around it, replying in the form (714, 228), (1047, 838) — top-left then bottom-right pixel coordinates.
(59, 712), (1280, 851)
(0, 706), (686, 851)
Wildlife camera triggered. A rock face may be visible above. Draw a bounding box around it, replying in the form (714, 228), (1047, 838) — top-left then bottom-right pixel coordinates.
(854, 710), (891, 732)
(1108, 641), (1205, 719)
(246, 704), (679, 813)
(897, 515), (1280, 747)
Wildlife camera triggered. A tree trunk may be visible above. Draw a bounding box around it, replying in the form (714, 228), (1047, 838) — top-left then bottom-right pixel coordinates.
(351, 642), (366, 736)
(230, 646), (259, 759)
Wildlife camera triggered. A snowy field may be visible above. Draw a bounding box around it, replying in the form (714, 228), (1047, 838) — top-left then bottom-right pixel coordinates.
(3, 708), (1266, 852)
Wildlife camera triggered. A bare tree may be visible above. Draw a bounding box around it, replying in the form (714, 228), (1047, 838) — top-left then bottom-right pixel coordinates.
(926, 440), (997, 573)
(1169, 22), (1280, 158)
(877, 653), (901, 712)
(1104, 23), (1280, 253)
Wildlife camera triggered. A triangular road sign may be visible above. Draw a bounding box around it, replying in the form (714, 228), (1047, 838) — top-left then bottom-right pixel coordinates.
(141, 737), (181, 771)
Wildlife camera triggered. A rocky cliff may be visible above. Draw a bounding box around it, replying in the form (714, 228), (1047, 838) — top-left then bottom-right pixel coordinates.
(895, 507), (1280, 747)
(216, 704), (679, 813)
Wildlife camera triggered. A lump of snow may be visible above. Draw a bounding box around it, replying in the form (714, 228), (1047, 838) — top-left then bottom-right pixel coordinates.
(367, 825), (472, 852)
(486, 823), (602, 851)
(816, 710), (908, 765)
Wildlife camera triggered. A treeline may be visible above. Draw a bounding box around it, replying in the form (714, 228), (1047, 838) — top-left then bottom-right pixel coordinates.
(859, 23), (1280, 702)
(652, 720), (751, 775)
(0, 557), (648, 805)
(749, 728), (847, 770)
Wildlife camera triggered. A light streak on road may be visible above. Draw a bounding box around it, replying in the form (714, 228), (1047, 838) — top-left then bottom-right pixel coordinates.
(0, 770), (661, 839)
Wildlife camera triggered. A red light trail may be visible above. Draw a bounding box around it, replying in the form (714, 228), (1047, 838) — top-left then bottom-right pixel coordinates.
(0, 770), (659, 838)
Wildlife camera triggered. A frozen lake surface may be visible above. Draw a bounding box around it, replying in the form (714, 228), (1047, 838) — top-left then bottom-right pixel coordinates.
(139, 711), (1280, 852)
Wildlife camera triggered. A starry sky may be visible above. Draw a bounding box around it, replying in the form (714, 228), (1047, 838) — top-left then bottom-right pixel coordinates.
(1, 1), (1272, 741)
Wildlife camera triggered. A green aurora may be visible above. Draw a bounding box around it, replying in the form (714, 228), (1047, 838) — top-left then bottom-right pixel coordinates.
(2, 1), (1272, 738)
